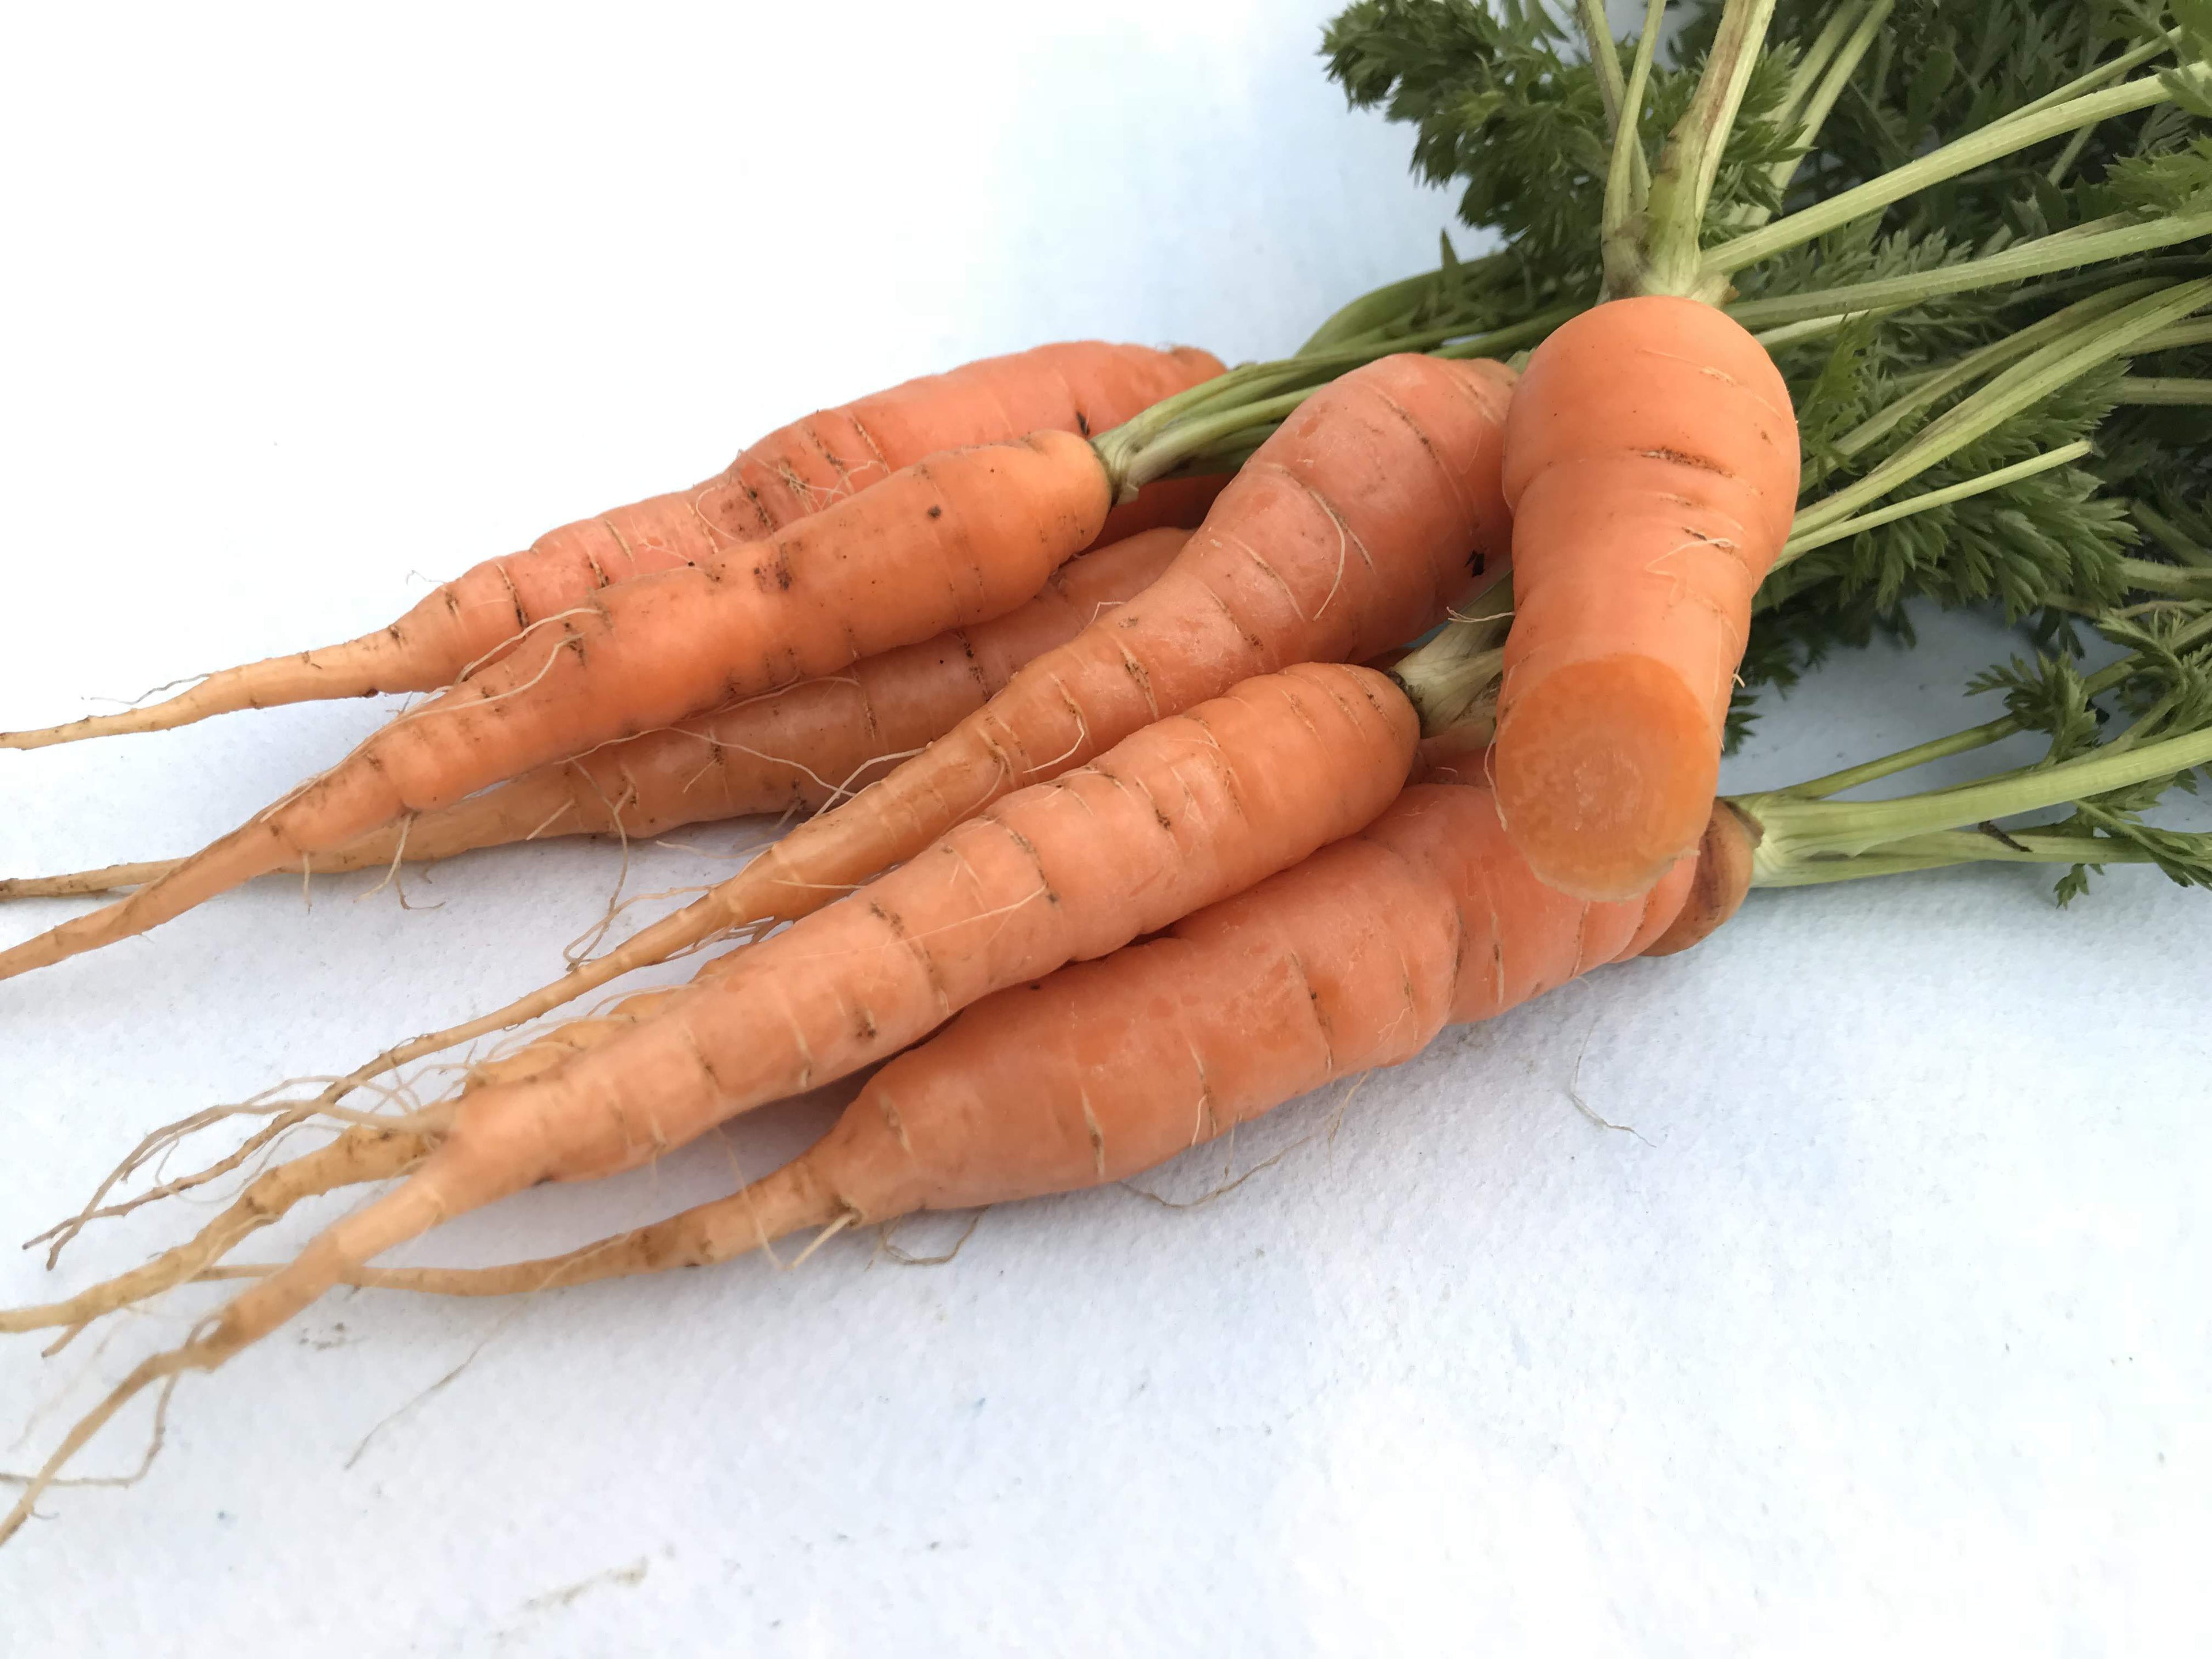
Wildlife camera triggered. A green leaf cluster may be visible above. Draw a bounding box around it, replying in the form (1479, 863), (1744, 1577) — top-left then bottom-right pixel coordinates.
(1967, 609), (2212, 900)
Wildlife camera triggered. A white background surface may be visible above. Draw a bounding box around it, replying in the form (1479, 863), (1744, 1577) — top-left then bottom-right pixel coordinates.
(3, 4), (2209, 1654)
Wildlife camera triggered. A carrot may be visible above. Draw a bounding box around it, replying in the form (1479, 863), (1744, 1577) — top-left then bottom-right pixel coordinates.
(177, 775), (1749, 1310)
(1493, 299), (1796, 899)
(0, 527), (1192, 900)
(261, 351), (1518, 1105)
(29, 628), (2212, 1539)
(51, 606), (2212, 1343)
(0, 430), (1119, 981)
(0, 663), (1418, 1516)
(0, 342), (1225, 751)
(1487, 3), (1799, 901)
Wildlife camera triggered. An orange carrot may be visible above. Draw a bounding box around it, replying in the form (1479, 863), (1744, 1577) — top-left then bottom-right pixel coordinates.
(0, 343), (1225, 750)
(1484, 5), (1801, 901)
(1, 351), (1513, 1260)
(0, 527), (1192, 900)
(1492, 298), (1797, 899)
(0, 431), (1118, 981)
(180, 773), (1751, 1311)
(275, 352), (1518, 1098)
(0, 664), (1420, 1527)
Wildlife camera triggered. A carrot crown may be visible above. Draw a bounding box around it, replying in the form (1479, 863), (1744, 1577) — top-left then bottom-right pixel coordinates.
(1329, 1), (2212, 741)
(1391, 271), (2212, 744)
(1596, 0), (1782, 302)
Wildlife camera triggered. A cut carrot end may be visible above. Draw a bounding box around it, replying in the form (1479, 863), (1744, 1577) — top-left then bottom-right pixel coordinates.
(1495, 655), (1718, 903)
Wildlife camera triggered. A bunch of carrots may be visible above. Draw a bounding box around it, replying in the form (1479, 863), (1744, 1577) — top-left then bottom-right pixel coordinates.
(6, 0), (2212, 1543)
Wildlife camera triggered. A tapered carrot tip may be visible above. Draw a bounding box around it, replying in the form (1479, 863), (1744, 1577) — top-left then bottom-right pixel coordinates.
(1494, 654), (1718, 903)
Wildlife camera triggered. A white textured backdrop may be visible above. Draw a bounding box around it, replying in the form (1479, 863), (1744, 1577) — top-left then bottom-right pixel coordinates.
(2, 4), (2207, 1654)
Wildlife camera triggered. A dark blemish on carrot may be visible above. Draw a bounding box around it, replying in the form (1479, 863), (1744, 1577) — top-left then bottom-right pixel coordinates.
(1642, 446), (1730, 475)
(1077, 412), (1092, 437)
(927, 505), (943, 519)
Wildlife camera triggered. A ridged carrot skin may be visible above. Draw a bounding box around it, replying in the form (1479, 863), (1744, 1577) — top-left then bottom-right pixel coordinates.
(0, 528), (1192, 900)
(378, 664), (1420, 1195)
(359, 353), (1521, 1075)
(0, 665), (1415, 1424)
(0, 769), (1756, 1347)
(320, 778), (1753, 1300)
(0, 432), (1116, 982)
(0, 343), (1225, 750)
(1492, 297), (1798, 901)
(775, 785), (1745, 1222)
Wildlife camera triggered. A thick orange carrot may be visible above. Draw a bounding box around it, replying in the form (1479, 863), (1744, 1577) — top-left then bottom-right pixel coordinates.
(234, 774), (1750, 1307)
(0, 343), (1225, 750)
(0, 432), (1116, 980)
(0, 528), (1192, 900)
(1491, 298), (1797, 901)
(0, 665), (1419, 1517)
(288, 353), (1518, 1094)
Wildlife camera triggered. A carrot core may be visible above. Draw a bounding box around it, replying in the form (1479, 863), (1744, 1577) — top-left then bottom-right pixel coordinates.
(1494, 654), (1715, 902)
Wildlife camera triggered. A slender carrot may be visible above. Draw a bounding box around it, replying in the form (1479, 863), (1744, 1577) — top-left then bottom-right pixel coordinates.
(0, 431), (1117, 981)
(271, 351), (1518, 1105)
(204, 775), (1744, 1307)
(1490, 1), (1799, 901)
(0, 528), (1194, 900)
(3, 351), (1513, 1274)
(28, 636), (2212, 1531)
(5, 347), (1506, 1265)
(0, 343), (1225, 750)
(0, 663), (1417, 1350)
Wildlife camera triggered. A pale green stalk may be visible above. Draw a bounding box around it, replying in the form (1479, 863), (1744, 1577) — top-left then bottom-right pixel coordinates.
(1726, 211), (2212, 331)
(1641, 0), (1778, 298)
(1738, 726), (2212, 869)
(1706, 67), (2205, 278)
(1784, 280), (2212, 548)
(2115, 377), (2212, 405)
(1781, 442), (2094, 560)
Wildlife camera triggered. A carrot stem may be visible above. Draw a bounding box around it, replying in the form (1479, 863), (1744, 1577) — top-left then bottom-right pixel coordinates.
(2115, 377), (2212, 406)
(1738, 725), (2212, 875)
(1776, 719), (2025, 804)
(1096, 309), (1571, 496)
(1763, 0), (1890, 205)
(1726, 213), (2212, 332)
(1641, 0), (1777, 299)
(1808, 283), (2164, 482)
(1784, 280), (2212, 549)
(1741, 830), (2194, 888)
(2118, 558), (2212, 597)
(1782, 442), (2096, 560)
(2131, 503), (2212, 569)
(1389, 577), (1514, 737)
(1705, 67), (2205, 280)
(1578, 0), (1653, 221)
(1750, 308), (1895, 351)
(2134, 317), (2212, 353)
(1983, 28), (2180, 132)
(1294, 252), (1518, 358)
